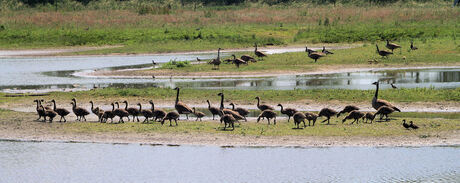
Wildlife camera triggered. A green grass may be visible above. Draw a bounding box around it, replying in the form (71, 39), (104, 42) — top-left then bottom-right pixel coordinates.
(1, 87), (459, 108)
(146, 38), (459, 73)
(0, 3), (457, 53)
(0, 109), (458, 137)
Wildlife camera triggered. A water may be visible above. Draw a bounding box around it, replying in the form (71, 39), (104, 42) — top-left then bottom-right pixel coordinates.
(1, 53), (460, 92)
(0, 141), (459, 182)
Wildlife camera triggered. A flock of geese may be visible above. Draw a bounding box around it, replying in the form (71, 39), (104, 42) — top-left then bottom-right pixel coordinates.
(33, 82), (418, 130)
(204, 40), (417, 69)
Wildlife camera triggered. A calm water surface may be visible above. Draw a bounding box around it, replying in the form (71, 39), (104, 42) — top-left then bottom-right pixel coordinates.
(0, 141), (459, 183)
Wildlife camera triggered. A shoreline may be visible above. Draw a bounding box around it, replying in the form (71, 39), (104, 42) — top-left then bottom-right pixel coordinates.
(1, 130), (458, 148)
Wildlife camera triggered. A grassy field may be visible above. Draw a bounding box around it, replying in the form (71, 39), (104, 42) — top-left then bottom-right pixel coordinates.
(1, 86), (459, 108)
(0, 109), (458, 138)
(0, 2), (458, 54)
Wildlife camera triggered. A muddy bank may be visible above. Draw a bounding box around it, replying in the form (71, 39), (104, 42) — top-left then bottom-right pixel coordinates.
(0, 46), (121, 57)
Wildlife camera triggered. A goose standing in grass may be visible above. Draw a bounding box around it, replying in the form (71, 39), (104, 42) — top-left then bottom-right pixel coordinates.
(305, 112), (318, 126)
(208, 48), (222, 70)
(114, 101), (130, 123)
(138, 103), (154, 123)
(307, 49), (325, 62)
(192, 107), (205, 121)
(71, 98), (89, 121)
(101, 103), (115, 123)
(50, 99), (70, 122)
(207, 100), (220, 120)
(293, 112), (307, 129)
(364, 112), (375, 123)
(337, 105), (360, 117)
(150, 100), (166, 122)
(409, 121), (419, 129)
(229, 103), (249, 122)
(217, 93), (245, 122)
(376, 44), (393, 58)
(34, 99), (46, 121)
(174, 87), (193, 120)
(322, 46), (334, 55)
(257, 110), (277, 125)
(386, 40), (401, 53)
(89, 101), (104, 122)
(43, 104), (57, 123)
(410, 41), (418, 50)
(372, 81), (401, 112)
(162, 111), (180, 126)
(318, 108), (338, 125)
(255, 96), (274, 111)
(342, 110), (365, 124)
(373, 106), (395, 121)
(231, 54), (247, 68)
(305, 46), (316, 53)
(241, 55), (256, 63)
(254, 43), (267, 59)
(220, 113), (236, 130)
(277, 103), (297, 122)
(123, 101), (140, 122)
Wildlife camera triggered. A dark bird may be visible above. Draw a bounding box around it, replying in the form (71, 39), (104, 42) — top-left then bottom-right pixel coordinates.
(342, 110), (365, 124)
(34, 99), (46, 121)
(305, 112), (318, 126)
(71, 98), (89, 121)
(257, 110), (277, 125)
(208, 48), (222, 70)
(50, 99), (70, 122)
(240, 55), (256, 63)
(113, 102), (130, 123)
(89, 101), (104, 122)
(318, 108), (338, 125)
(254, 43), (267, 59)
(307, 49), (325, 62)
(196, 57), (202, 62)
(229, 103), (249, 122)
(293, 112), (307, 129)
(220, 113), (236, 130)
(373, 106), (395, 121)
(138, 103), (154, 123)
(409, 121), (419, 129)
(337, 105), (360, 117)
(152, 60), (157, 65)
(277, 103), (297, 122)
(192, 107), (205, 121)
(322, 46), (334, 55)
(101, 103), (115, 123)
(391, 83), (398, 89)
(217, 93), (245, 122)
(174, 87), (193, 120)
(376, 44), (393, 58)
(255, 96), (274, 111)
(402, 119), (410, 129)
(149, 100), (166, 122)
(206, 100), (220, 120)
(364, 112), (375, 123)
(231, 54), (247, 68)
(386, 40), (401, 53)
(372, 82), (401, 113)
(123, 101), (140, 122)
(162, 111), (180, 126)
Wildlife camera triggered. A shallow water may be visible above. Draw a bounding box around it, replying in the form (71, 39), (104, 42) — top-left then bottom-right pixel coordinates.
(0, 140), (459, 183)
(1, 52), (459, 92)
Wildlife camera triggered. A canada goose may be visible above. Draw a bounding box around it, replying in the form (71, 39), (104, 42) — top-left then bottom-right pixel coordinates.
(376, 44), (393, 58)
(34, 99), (46, 121)
(305, 112), (318, 126)
(208, 48), (222, 70)
(322, 46), (334, 55)
(257, 110), (277, 125)
(162, 111), (180, 126)
(192, 107), (205, 121)
(89, 101), (104, 122)
(229, 103), (249, 122)
(174, 87), (193, 120)
(373, 106), (395, 121)
(307, 50), (325, 62)
(241, 55), (256, 63)
(409, 121), (419, 129)
(149, 100), (166, 122)
(123, 101), (140, 122)
(293, 112), (307, 129)
(255, 96), (274, 111)
(277, 103), (297, 122)
(232, 54), (247, 68)
(402, 119), (410, 129)
(71, 99), (89, 121)
(410, 41), (418, 50)
(220, 113), (235, 130)
(254, 43), (267, 59)
(337, 105), (360, 117)
(113, 102), (130, 123)
(50, 99), (70, 122)
(152, 60), (157, 65)
(196, 57), (202, 62)
(364, 112), (375, 123)
(40, 99), (52, 110)
(305, 46), (316, 53)
(390, 83), (397, 89)
(43, 105), (57, 123)
(206, 100), (220, 120)
(101, 103), (115, 123)
(386, 40), (401, 52)
(342, 110), (365, 124)
(217, 93), (244, 122)
(372, 82), (401, 113)
(138, 103), (154, 123)
(318, 108), (338, 125)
